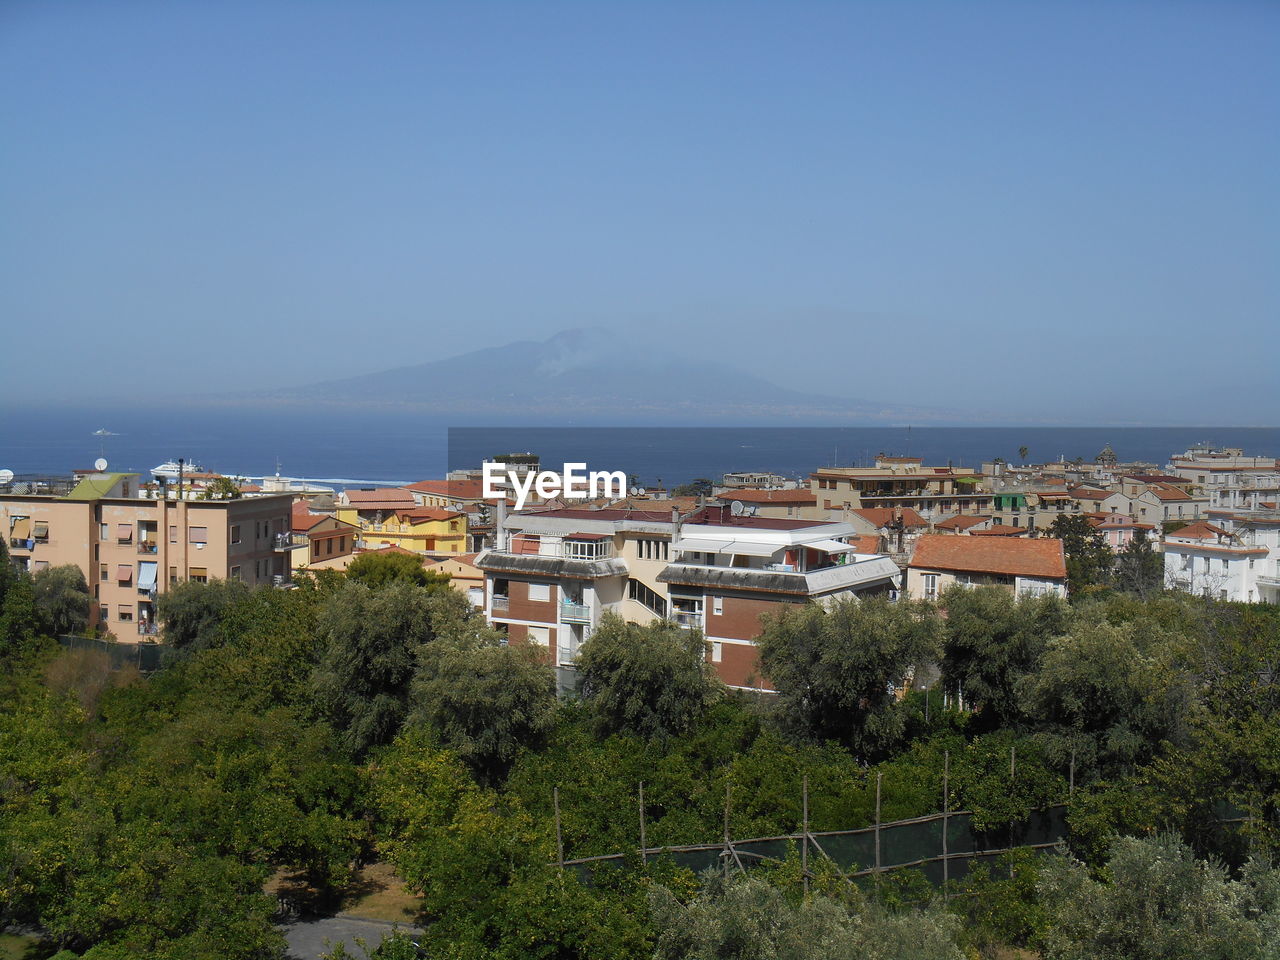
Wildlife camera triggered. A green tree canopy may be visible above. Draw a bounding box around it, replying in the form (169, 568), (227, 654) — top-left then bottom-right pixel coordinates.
(412, 640), (557, 785)
(33, 564), (92, 637)
(576, 613), (718, 741)
(346, 550), (451, 590)
(940, 585), (1067, 729)
(154, 577), (251, 652)
(1113, 529), (1165, 599)
(1047, 515), (1114, 596)
(758, 597), (943, 759)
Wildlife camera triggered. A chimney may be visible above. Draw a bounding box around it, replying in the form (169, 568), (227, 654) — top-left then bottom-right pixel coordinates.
(495, 498), (508, 551)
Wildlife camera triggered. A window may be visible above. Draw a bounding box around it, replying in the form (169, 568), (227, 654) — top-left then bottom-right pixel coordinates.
(231, 565), (241, 580)
(527, 625), (550, 647)
(169, 566), (178, 585)
(188, 526), (207, 544)
(169, 525), (177, 544)
(34, 559), (49, 572)
(528, 582), (552, 602)
(33, 521), (49, 542)
(325, 537), (334, 555)
(712, 596), (724, 616)
(100, 522), (109, 540)
(119, 604), (134, 622)
(189, 566), (208, 583)
(922, 573), (939, 601)
(628, 579), (667, 616)
(99, 563), (108, 582)
(711, 642), (723, 663)
(230, 524), (241, 544)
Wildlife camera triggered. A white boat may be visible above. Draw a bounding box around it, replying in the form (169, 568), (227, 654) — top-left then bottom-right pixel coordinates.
(92, 428), (118, 437)
(152, 460), (208, 480)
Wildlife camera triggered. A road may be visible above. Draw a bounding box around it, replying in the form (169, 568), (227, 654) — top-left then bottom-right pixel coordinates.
(281, 915), (424, 960)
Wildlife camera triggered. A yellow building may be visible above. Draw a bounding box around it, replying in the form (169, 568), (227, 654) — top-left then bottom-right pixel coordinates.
(335, 503), (467, 554)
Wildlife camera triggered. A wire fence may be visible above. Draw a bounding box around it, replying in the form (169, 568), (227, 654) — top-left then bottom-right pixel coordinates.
(57, 634), (164, 672)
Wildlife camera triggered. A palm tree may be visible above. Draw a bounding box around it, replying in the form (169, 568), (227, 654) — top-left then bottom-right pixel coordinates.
(1018, 445), (1029, 463)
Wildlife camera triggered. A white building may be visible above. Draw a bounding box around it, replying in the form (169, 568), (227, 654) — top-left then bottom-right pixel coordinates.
(1163, 516), (1280, 604)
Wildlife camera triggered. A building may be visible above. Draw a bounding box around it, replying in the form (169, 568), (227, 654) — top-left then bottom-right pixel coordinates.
(427, 553), (485, 608)
(905, 535), (1067, 601)
(935, 514), (994, 535)
(335, 488), (467, 554)
(1084, 512), (1151, 551)
(1167, 447), (1280, 514)
(2, 472), (292, 638)
(713, 488), (822, 520)
(288, 501), (359, 572)
(1163, 517), (1278, 603)
(476, 505), (899, 691)
(810, 457), (989, 520)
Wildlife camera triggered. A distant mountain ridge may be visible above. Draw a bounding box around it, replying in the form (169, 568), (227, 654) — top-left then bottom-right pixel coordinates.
(242, 329), (964, 424)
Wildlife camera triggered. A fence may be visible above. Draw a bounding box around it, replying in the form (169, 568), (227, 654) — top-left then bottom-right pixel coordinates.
(554, 753), (1074, 898)
(57, 635), (165, 673)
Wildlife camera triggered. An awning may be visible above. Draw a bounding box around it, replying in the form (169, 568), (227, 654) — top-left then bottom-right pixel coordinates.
(10, 517), (30, 539)
(138, 562), (157, 590)
(33, 520), (49, 538)
(674, 538), (732, 553)
(117, 522), (133, 540)
(723, 540), (780, 558)
(116, 564), (133, 582)
(807, 539), (858, 554)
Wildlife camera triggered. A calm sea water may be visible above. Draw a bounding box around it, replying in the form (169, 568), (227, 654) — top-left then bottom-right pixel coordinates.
(2, 406), (1276, 488)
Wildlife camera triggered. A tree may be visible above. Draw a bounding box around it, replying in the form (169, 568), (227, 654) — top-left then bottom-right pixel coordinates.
(758, 597), (943, 759)
(1114, 530), (1164, 599)
(0, 572), (43, 659)
(1046, 515), (1114, 595)
(155, 577), (251, 651)
(346, 550), (451, 590)
(1037, 834), (1278, 960)
(673, 478), (714, 498)
(1019, 445), (1030, 463)
(940, 586), (1067, 728)
(0, 536), (16, 611)
(576, 614), (717, 740)
(311, 581), (460, 756)
(33, 564), (91, 636)
(650, 874), (964, 960)
(198, 475), (242, 500)
(412, 640), (557, 785)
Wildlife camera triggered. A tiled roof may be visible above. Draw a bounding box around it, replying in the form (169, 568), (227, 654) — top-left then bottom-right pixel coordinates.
(1069, 487), (1112, 500)
(910, 534), (1067, 580)
(403, 479), (487, 500)
(389, 507), (463, 522)
(969, 526), (1029, 537)
(1167, 521), (1231, 541)
(936, 515), (989, 531)
(853, 507), (928, 530)
(1146, 484), (1192, 502)
(345, 488), (416, 505)
(847, 534), (882, 554)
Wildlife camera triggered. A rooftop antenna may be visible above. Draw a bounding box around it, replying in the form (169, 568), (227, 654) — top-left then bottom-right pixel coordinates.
(94, 458), (108, 472)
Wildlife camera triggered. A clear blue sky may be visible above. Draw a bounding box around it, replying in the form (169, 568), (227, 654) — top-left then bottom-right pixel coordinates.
(2, 1), (1275, 424)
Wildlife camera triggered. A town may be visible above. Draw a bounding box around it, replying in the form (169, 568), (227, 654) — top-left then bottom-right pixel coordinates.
(3, 441), (1276, 691)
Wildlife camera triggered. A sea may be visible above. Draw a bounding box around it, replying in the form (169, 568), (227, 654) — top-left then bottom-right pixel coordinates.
(2, 406), (1277, 489)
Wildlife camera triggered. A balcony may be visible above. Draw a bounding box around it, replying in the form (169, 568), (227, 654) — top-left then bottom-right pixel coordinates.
(672, 610), (703, 629)
(492, 595), (510, 612)
(273, 532), (308, 551)
(137, 541), (158, 555)
(137, 622), (159, 637)
(560, 601), (591, 623)
(660, 555), (902, 598)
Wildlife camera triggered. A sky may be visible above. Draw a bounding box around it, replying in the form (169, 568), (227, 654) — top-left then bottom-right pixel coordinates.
(1, 0), (1276, 424)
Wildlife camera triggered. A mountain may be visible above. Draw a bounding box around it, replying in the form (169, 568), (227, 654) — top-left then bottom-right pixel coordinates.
(239, 329), (964, 424)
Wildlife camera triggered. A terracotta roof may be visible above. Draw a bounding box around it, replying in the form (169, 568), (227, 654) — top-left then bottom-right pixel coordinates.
(910, 534), (1067, 580)
(716, 488), (817, 504)
(344, 488), (416, 505)
(936, 515), (989, 531)
(969, 526), (1029, 537)
(1146, 484), (1191, 502)
(389, 507), (463, 523)
(853, 507), (928, 530)
(1167, 521), (1231, 541)
(847, 534), (882, 554)
(403, 479), (487, 500)
(1070, 488), (1113, 500)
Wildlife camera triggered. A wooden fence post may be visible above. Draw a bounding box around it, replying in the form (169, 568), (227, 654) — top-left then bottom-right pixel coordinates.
(874, 772), (883, 882)
(942, 749), (950, 903)
(553, 786), (564, 871)
(639, 781), (648, 865)
(802, 775), (810, 895)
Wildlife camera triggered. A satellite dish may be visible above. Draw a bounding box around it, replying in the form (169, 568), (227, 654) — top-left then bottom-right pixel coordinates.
(629, 486), (639, 496)
(94, 458), (108, 472)
(637, 487), (646, 496)
(730, 500), (745, 516)
(0, 469), (12, 483)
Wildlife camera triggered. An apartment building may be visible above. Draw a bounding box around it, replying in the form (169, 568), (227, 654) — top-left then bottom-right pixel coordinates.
(1167, 447), (1280, 514)
(2, 472), (292, 638)
(476, 505), (899, 690)
(905, 535), (1067, 601)
(1164, 514), (1280, 604)
(810, 456), (989, 520)
(335, 488), (467, 554)
(713, 488), (823, 520)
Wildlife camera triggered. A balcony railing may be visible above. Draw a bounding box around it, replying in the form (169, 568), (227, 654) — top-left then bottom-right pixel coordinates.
(138, 541), (158, 555)
(560, 601), (591, 623)
(273, 532), (308, 551)
(505, 538), (616, 561)
(137, 622), (159, 637)
(672, 610), (702, 629)
(492, 595), (510, 612)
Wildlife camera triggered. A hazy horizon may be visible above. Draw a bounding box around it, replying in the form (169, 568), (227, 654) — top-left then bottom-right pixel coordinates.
(2, 1), (1276, 424)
